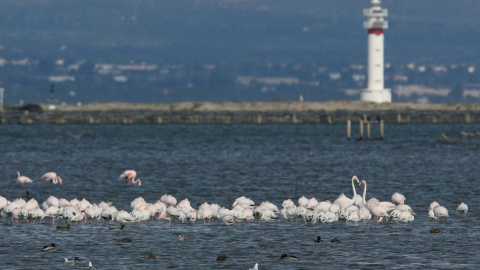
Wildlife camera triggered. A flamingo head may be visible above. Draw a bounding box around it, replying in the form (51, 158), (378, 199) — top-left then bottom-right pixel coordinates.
(358, 180), (366, 186)
(352, 175), (360, 184)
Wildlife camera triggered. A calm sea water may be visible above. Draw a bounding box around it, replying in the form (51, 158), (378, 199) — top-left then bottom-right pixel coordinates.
(0, 124), (479, 269)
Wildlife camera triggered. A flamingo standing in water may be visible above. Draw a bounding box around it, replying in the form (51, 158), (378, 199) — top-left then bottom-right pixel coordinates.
(457, 202), (468, 213)
(41, 172), (63, 186)
(391, 192), (406, 205)
(358, 179), (389, 223)
(17, 172), (33, 185)
(119, 170), (142, 186)
(333, 175), (360, 210)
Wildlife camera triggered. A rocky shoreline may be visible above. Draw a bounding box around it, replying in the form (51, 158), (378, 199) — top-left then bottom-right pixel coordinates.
(2, 101), (480, 125)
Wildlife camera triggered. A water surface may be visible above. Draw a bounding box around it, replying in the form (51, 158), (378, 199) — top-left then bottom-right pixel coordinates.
(0, 124), (479, 269)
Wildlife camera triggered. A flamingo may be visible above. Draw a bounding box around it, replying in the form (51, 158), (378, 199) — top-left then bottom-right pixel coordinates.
(334, 175), (360, 210)
(391, 192), (406, 205)
(297, 196), (308, 207)
(432, 205), (449, 221)
(41, 172), (63, 186)
(114, 210), (135, 224)
(314, 200), (331, 213)
(0, 196), (8, 210)
(429, 201), (440, 211)
(17, 172), (33, 185)
(249, 263), (259, 270)
(222, 214), (237, 225)
(119, 170), (142, 186)
(370, 205), (389, 223)
(160, 194), (177, 207)
(457, 202), (468, 213)
(306, 197), (319, 209)
(27, 209), (45, 224)
(232, 196), (256, 209)
(359, 180), (390, 223)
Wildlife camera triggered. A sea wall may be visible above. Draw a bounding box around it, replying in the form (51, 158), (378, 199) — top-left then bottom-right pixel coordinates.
(2, 101), (480, 125)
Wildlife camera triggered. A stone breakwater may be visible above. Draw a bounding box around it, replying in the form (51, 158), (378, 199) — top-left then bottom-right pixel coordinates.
(2, 101), (480, 125)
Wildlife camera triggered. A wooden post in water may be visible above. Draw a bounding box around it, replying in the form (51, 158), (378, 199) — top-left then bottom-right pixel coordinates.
(465, 113), (472, 124)
(347, 120), (351, 140)
(359, 119), (364, 140)
(379, 120), (384, 140)
(366, 121), (371, 140)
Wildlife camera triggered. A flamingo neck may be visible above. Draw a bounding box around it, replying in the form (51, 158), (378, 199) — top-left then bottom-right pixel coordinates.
(132, 179), (142, 186)
(351, 177), (357, 200)
(362, 182), (367, 205)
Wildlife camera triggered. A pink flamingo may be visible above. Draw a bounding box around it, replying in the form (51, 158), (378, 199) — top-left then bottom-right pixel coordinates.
(359, 179), (388, 223)
(391, 192), (406, 205)
(17, 171), (33, 185)
(333, 175), (360, 210)
(41, 172), (63, 186)
(120, 170), (142, 186)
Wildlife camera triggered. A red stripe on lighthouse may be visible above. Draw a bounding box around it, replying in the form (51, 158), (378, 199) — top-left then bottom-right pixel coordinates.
(368, 28), (383, 35)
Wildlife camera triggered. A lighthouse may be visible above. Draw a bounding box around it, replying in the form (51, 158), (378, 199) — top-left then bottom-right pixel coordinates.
(361, 0), (391, 103)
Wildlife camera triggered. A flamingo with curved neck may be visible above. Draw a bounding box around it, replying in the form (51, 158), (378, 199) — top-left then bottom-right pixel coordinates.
(120, 170), (142, 186)
(131, 178), (142, 186)
(359, 179), (390, 223)
(351, 175), (360, 199)
(334, 175), (360, 210)
(359, 179), (367, 205)
(41, 172), (63, 186)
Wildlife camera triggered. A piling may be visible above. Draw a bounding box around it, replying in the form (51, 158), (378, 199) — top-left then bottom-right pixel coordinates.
(465, 113), (472, 124)
(379, 120), (384, 140)
(366, 121), (371, 139)
(359, 119), (364, 140)
(327, 116), (333, 125)
(347, 120), (351, 140)
(257, 115), (263, 124)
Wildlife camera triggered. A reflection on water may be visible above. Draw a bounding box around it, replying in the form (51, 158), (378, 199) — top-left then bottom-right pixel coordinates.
(0, 124), (479, 269)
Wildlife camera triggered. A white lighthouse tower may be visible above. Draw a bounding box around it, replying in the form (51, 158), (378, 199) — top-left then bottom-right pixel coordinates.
(361, 0), (391, 103)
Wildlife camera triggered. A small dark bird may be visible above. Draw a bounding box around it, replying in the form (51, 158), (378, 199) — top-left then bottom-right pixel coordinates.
(315, 236), (324, 243)
(118, 237), (132, 243)
(109, 224), (126, 230)
(24, 191), (35, 201)
(64, 257), (81, 265)
(216, 254), (231, 261)
(280, 254), (299, 261)
(56, 224), (71, 230)
(141, 253), (156, 260)
(42, 243), (57, 251)
(331, 237), (341, 243)
(429, 228), (441, 234)
(175, 232), (185, 241)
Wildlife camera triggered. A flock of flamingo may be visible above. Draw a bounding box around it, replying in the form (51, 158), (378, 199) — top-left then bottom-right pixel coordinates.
(2, 171), (468, 227)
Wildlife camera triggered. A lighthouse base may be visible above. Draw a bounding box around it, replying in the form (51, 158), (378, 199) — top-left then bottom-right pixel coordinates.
(361, 89), (391, 103)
